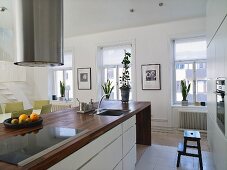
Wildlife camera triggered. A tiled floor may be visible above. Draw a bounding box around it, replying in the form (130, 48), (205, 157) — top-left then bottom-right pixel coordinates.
(152, 131), (210, 151)
(136, 145), (215, 170)
(135, 131), (215, 170)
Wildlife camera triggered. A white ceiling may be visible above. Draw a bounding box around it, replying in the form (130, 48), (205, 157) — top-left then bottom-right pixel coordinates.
(64, 0), (207, 38)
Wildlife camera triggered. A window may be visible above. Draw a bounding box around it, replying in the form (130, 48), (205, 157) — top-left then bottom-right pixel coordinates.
(99, 45), (133, 100)
(51, 52), (73, 100)
(173, 37), (207, 104)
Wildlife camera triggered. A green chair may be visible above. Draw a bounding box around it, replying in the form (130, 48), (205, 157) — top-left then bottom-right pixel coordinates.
(33, 100), (50, 110)
(0, 104), (3, 114)
(40, 104), (52, 114)
(5, 102), (24, 113)
(11, 109), (33, 118)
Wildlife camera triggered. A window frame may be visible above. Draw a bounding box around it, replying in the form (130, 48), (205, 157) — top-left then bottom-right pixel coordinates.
(172, 38), (207, 105)
(98, 42), (135, 101)
(52, 68), (73, 99)
(50, 51), (74, 100)
(101, 65), (121, 100)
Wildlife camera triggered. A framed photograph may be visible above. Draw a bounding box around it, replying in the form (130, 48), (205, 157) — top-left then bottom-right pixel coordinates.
(77, 68), (91, 90)
(141, 64), (161, 90)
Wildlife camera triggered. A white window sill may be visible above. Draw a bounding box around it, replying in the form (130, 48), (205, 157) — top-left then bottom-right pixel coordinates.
(171, 104), (208, 112)
(171, 104), (207, 108)
(51, 100), (73, 104)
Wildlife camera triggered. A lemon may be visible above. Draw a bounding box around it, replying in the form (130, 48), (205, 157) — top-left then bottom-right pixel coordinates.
(19, 114), (28, 124)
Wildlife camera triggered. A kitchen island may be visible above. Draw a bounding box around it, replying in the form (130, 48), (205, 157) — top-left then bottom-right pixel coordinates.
(0, 101), (151, 170)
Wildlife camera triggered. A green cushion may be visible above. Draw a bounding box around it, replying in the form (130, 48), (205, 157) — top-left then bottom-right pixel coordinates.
(33, 100), (50, 110)
(5, 102), (24, 113)
(40, 104), (52, 114)
(11, 109), (33, 118)
(0, 104), (3, 114)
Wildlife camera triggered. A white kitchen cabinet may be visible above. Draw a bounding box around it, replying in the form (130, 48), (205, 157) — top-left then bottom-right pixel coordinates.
(207, 0), (227, 169)
(114, 161), (123, 170)
(206, 0), (227, 45)
(81, 116), (136, 170)
(123, 145), (136, 170)
(49, 124), (122, 170)
(123, 116), (136, 133)
(123, 125), (136, 157)
(214, 19), (227, 78)
(122, 116), (136, 170)
(49, 116), (137, 170)
(81, 136), (123, 170)
(207, 39), (216, 79)
(220, 18), (227, 80)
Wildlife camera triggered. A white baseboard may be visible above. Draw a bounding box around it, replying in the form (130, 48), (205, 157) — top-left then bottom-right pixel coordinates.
(151, 126), (176, 133)
(152, 126), (207, 135)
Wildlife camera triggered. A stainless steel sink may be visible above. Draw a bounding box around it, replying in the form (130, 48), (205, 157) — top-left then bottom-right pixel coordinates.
(95, 109), (129, 116)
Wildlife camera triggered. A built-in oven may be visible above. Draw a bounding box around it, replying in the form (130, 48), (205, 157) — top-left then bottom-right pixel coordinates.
(216, 78), (225, 134)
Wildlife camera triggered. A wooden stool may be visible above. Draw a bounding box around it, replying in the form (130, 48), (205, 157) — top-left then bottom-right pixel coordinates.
(177, 130), (203, 170)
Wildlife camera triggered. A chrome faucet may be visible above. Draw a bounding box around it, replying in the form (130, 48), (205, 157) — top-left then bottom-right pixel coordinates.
(96, 94), (109, 114)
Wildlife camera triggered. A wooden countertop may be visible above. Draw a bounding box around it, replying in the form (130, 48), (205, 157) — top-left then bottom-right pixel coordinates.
(0, 101), (151, 170)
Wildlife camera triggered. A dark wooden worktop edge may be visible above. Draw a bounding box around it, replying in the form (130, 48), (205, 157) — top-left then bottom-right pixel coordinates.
(1, 101), (151, 170)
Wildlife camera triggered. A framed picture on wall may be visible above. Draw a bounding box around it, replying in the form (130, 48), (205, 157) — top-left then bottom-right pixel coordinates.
(77, 68), (91, 90)
(141, 64), (161, 90)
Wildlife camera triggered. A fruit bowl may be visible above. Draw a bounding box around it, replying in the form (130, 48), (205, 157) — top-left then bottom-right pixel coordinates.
(3, 117), (43, 129)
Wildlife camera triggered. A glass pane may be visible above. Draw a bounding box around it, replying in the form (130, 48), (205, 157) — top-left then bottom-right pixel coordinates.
(102, 45), (132, 65)
(101, 45), (133, 100)
(196, 62), (207, 102)
(64, 70), (73, 99)
(104, 67), (117, 100)
(175, 62), (193, 102)
(175, 38), (207, 61)
(55, 71), (63, 98)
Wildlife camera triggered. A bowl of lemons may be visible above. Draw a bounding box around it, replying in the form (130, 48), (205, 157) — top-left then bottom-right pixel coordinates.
(4, 113), (43, 129)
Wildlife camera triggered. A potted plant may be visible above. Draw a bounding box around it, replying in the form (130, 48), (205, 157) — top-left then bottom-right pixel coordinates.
(59, 81), (65, 101)
(119, 50), (131, 102)
(181, 80), (191, 106)
(101, 79), (114, 99)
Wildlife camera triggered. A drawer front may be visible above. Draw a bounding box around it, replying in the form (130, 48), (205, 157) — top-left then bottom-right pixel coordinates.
(49, 124), (122, 170)
(123, 125), (136, 157)
(81, 136), (123, 170)
(123, 145), (136, 170)
(123, 116), (136, 132)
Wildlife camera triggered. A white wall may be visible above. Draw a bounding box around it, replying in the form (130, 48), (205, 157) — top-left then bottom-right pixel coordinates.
(58, 17), (205, 127)
(30, 17), (205, 127)
(0, 62), (49, 108)
(28, 18), (206, 126)
(0, 61), (26, 82)
(206, 0), (227, 169)
(27, 67), (49, 100)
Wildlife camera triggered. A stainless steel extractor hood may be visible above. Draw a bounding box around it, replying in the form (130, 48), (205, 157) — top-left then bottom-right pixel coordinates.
(14, 0), (64, 67)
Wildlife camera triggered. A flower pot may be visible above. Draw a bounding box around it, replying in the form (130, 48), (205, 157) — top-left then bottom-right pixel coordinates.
(181, 100), (188, 106)
(59, 97), (65, 101)
(120, 88), (130, 103)
(105, 95), (110, 100)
